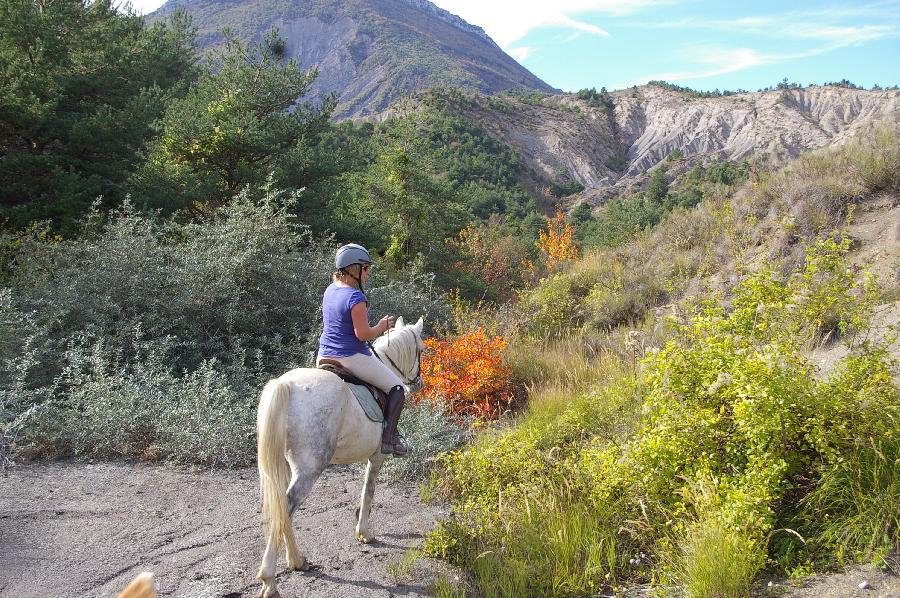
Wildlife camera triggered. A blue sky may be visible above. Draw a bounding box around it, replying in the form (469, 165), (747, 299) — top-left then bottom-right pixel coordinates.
(129, 0), (900, 92)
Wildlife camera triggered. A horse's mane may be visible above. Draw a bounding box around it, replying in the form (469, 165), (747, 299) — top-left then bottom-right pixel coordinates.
(371, 320), (423, 378)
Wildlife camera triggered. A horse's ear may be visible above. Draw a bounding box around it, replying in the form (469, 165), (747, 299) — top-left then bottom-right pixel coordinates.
(395, 315), (405, 328)
(415, 317), (424, 334)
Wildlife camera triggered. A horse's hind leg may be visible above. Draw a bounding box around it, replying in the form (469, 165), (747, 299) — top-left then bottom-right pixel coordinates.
(283, 469), (321, 571)
(356, 452), (386, 543)
(258, 527), (281, 598)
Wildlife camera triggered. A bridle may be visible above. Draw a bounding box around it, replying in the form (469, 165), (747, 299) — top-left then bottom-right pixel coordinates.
(370, 332), (424, 392)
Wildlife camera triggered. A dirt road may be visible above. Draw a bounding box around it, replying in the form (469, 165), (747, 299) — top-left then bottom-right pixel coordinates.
(3, 462), (897, 598)
(0, 462), (449, 597)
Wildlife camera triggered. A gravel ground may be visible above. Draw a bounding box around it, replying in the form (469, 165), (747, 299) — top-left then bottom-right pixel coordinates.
(0, 461), (451, 598)
(760, 564), (900, 598)
(2, 461), (896, 598)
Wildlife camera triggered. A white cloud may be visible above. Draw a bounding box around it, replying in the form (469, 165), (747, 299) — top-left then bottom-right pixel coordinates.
(632, 8), (899, 47)
(559, 31), (584, 43)
(612, 3), (900, 88)
(431, 0), (674, 47)
(637, 46), (771, 83)
(618, 36), (875, 88)
(789, 23), (896, 45)
(507, 46), (535, 61)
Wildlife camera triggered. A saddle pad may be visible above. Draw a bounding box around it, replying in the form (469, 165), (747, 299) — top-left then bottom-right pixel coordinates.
(347, 383), (384, 423)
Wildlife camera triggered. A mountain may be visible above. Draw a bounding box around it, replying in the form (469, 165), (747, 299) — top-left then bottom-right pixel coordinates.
(151, 0), (555, 118)
(148, 1), (898, 202)
(382, 85), (900, 205)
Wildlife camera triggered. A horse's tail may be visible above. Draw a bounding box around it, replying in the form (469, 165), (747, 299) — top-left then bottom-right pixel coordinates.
(257, 377), (292, 554)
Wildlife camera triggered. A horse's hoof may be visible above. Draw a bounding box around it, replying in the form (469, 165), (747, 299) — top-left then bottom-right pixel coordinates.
(356, 531), (375, 544)
(288, 556), (309, 571)
(257, 585), (280, 598)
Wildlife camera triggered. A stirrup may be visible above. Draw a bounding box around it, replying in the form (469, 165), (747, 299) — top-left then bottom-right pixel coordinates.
(381, 435), (409, 457)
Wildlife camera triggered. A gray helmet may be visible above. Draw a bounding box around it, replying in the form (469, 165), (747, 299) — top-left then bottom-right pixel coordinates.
(335, 243), (373, 270)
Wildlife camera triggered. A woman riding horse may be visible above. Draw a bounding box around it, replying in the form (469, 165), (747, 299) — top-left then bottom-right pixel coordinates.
(255, 244), (425, 597)
(317, 243), (408, 456)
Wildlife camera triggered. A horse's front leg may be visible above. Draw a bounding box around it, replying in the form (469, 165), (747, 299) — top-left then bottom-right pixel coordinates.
(355, 452), (386, 543)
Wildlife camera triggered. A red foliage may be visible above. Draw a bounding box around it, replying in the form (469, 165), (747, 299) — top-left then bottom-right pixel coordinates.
(420, 329), (514, 420)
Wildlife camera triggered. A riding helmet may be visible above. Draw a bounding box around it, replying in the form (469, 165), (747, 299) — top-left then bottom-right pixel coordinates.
(335, 243), (374, 270)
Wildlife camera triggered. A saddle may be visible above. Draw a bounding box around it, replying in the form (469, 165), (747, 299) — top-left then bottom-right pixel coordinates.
(317, 359), (387, 414)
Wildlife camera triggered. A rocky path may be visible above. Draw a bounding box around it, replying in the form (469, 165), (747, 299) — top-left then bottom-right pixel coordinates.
(0, 462), (449, 598)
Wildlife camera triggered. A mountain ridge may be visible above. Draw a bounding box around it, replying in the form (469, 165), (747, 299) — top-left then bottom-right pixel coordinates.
(151, 0), (555, 118)
(150, 1), (899, 205)
(378, 85), (900, 206)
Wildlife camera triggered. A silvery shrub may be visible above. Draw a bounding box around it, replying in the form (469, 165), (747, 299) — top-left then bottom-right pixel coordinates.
(1, 184), (449, 466)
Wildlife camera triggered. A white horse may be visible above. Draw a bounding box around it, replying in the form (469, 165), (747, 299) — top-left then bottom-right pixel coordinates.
(255, 316), (425, 598)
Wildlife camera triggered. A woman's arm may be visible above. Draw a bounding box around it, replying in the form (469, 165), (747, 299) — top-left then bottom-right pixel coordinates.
(350, 303), (393, 341)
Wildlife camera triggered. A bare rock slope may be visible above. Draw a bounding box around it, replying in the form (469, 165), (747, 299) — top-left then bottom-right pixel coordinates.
(614, 85), (900, 175)
(387, 85), (900, 205)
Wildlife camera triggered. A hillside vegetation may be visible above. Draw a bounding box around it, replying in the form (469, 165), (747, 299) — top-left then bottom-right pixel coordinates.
(0, 3), (551, 469)
(380, 84), (900, 210)
(424, 125), (899, 596)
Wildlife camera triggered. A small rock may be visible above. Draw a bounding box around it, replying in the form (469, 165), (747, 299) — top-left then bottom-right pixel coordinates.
(858, 581), (871, 590)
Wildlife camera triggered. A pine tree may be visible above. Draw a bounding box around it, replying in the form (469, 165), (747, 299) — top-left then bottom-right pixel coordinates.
(135, 30), (335, 213)
(0, 0), (197, 230)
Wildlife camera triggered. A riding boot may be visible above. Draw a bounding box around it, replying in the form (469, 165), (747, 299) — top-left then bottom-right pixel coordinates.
(381, 385), (409, 457)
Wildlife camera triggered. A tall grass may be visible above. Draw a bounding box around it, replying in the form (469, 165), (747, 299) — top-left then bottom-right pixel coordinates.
(430, 123), (900, 596)
(679, 515), (763, 598)
(800, 433), (900, 568)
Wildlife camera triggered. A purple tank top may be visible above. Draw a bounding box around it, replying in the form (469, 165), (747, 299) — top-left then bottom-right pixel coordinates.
(318, 283), (372, 357)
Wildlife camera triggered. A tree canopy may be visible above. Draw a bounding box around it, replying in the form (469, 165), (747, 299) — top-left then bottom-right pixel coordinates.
(0, 0), (197, 230)
(133, 30), (335, 214)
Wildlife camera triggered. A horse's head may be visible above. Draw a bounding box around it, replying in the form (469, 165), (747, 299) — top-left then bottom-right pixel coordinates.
(372, 316), (425, 393)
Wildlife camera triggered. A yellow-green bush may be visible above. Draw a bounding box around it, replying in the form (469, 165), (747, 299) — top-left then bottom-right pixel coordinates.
(516, 250), (669, 340)
(429, 235), (898, 596)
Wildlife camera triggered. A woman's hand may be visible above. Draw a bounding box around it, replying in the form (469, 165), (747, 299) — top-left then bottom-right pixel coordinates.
(378, 315), (395, 333)
(351, 305), (395, 341)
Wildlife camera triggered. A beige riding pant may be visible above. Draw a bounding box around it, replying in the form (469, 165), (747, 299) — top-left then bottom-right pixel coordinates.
(317, 351), (404, 393)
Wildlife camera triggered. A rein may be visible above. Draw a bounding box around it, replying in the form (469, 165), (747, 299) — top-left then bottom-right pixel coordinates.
(369, 333), (422, 388)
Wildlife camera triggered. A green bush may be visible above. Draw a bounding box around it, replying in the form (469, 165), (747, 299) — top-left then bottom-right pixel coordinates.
(516, 251), (668, 339)
(793, 352), (899, 568)
(1, 185), (449, 465)
(429, 235), (898, 596)
(846, 123), (900, 192)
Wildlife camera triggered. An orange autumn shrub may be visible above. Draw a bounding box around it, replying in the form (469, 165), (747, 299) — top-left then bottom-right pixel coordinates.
(536, 208), (580, 273)
(421, 328), (514, 419)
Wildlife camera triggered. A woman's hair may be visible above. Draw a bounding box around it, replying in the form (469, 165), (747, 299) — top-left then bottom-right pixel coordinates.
(333, 264), (362, 283)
